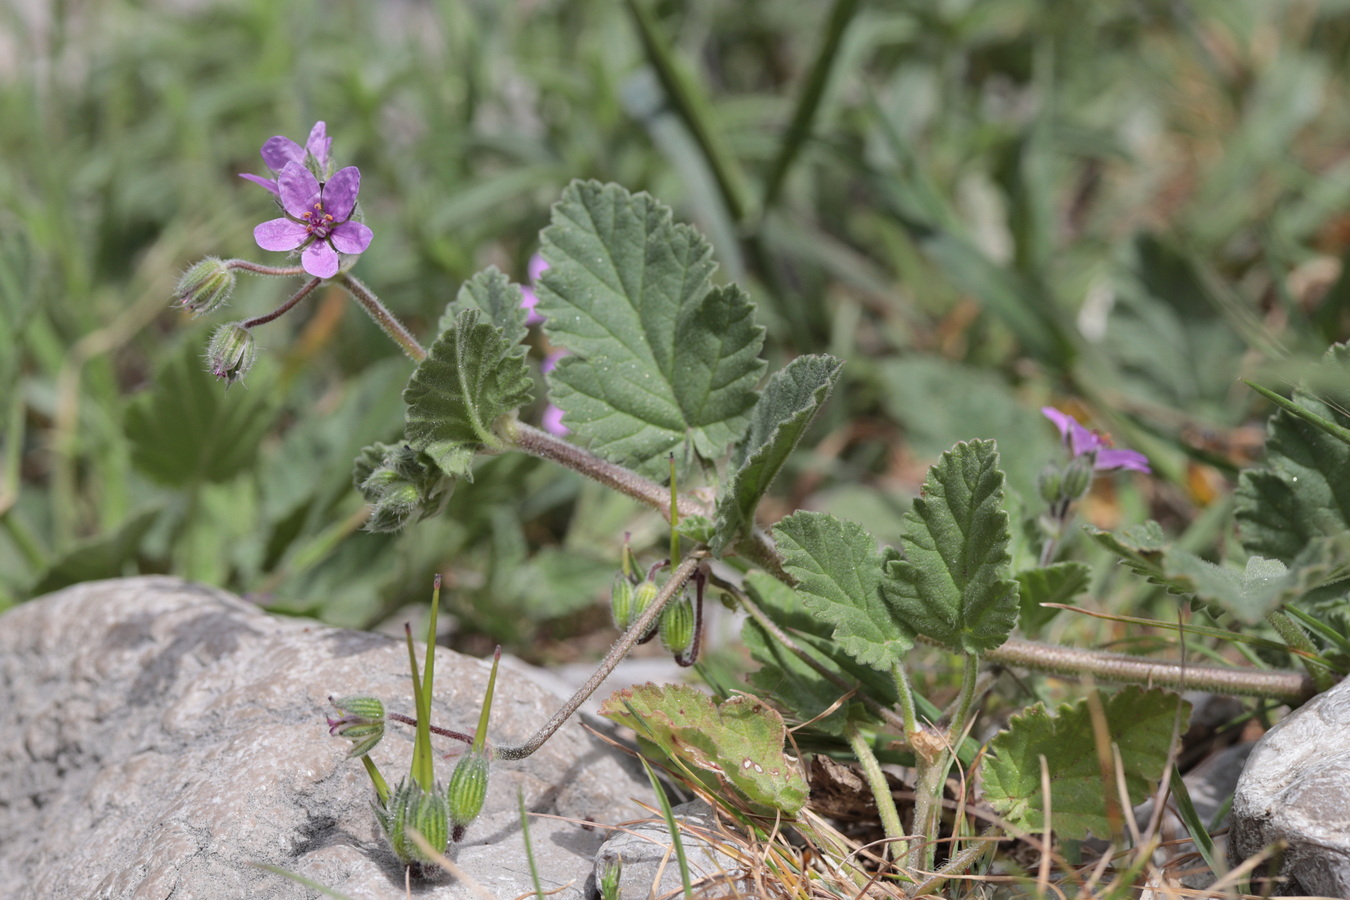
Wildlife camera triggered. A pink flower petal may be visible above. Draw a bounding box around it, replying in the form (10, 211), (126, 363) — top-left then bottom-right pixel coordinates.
(323, 167), (361, 221)
(528, 253), (549, 281)
(260, 135), (305, 171)
(278, 162), (321, 219)
(239, 173), (279, 195)
(329, 220), (372, 254)
(542, 403), (568, 436)
(254, 218), (310, 251)
(305, 121), (331, 171)
(302, 241), (340, 279)
(1096, 448), (1151, 474)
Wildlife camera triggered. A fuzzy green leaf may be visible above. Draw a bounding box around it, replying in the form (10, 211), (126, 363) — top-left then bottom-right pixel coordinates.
(982, 687), (1190, 840)
(774, 511), (915, 671)
(1016, 561), (1091, 635)
(1088, 523), (1289, 624)
(599, 682), (808, 814)
(882, 440), (1018, 654)
(439, 266), (529, 349)
(1236, 343), (1350, 563)
(535, 180), (766, 477)
(403, 308), (534, 477)
(712, 354), (843, 553)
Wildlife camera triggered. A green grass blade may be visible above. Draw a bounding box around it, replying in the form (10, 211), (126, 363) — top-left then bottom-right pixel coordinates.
(518, 788), (545, 900)
(760, 0), (861, 213)
(639, 756), (694, 899)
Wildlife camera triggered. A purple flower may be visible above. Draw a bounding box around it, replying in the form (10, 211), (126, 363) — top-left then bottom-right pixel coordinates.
(1041, 407), (1150, 473)
(540, 350), (568, 435)
(253, 161), (373, 279)
(239, 121), (332, 195)
(520, 254), (549, 326)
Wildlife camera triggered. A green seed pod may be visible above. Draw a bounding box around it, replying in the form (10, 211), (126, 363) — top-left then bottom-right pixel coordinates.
(375, 780), (448, 869)
(174, 257), (235, 317)
(610, 572), (636, 631)
(631, 579), (659, 622)
(659, 593), (695, 656)
(327, 695), (386, 758)
(599, 857), (623, 900)
(446, 750), (491, 842)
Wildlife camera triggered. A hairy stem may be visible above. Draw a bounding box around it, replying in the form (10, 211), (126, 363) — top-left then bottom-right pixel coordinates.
(946, 654), (979, 745)
(844, 722), (904, 860)
(1265, 610), (1336, 693)
(972, 636), (1316, 703)
(909, 748), (951, 874)
(226, 259), (307, 277)
(494, 554), (703, 760)
(506, 422), (710, 521)
(337, 273), (426, 362)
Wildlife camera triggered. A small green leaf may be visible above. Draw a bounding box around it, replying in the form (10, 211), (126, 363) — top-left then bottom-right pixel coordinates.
(981, 687), (1190, 840)
(1016, 561), (1091, 635)
(439, 266), (529, 349)
(30, 508), (160, 595)
(598, 682), (808, 814)
(1087, 523), (1289, 624)
(773, 511), (915, 671)
(741, 571), (871, 736)
(126, 341), (277, 487)
(882, 440), (1018, 654)
(712, 354), (843, 553)
(536, 180), (766, 476)
(1236, 343), (1350, 563)
(403, 308), (534, 477)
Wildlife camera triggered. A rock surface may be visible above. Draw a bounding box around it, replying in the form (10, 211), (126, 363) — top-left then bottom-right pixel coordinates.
(1229, 676), (1350, 896)
(0, 577), (653, 899)
(593, 800), (750, 899)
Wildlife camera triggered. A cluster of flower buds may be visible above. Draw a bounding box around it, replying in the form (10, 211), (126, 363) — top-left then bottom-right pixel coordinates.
(353, 442), (453, 532)
(327, 695), (386, 758)
(608, 537), (703, 666)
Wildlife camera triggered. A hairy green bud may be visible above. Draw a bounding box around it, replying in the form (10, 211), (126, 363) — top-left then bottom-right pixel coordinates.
(175, 257), (235, 317)
(204, 322), (257, 386)
(610, 573), (636, 631)
(658, 593), (695, 657)
(446, 750), (491, 842)
(375, 779), (449, 871)
(327, 695), (386, 758)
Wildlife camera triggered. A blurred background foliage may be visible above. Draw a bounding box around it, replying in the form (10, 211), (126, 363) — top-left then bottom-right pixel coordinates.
(4, 0), (1350, 663)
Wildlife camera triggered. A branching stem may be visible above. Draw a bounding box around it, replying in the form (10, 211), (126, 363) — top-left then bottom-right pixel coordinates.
(494, 554), (704, 761)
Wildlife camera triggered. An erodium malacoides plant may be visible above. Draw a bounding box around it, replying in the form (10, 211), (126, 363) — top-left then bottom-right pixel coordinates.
(178, 120), (1345, 885)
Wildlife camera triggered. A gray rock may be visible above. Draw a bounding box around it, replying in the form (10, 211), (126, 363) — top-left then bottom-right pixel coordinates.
(0, 577), (653, 899)
(593, 800), (751, 899)
(1229, 677), (1350, 896)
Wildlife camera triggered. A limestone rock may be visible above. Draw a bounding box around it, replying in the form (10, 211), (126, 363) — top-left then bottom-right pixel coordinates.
(0, 577), (652, 899)
(593, 800), (751, 899)
(1229, 677), (1350, 896)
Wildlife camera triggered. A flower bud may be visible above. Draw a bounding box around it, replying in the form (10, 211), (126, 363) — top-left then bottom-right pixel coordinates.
(1061, 453), (1096, 502)
(446, 750), (491, 842)
(174, 257), (235, 316)
(327, 695), (386, 758)
(610, 572), (636, 631)
(659, 593), (695, 657)
(205, 322), (256, 386)
(631, 578), (661, 642)
(1037, 464), (1063, 507)
(599, 857), (623, 900)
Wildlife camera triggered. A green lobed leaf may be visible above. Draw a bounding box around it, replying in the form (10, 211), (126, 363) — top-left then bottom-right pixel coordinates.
(773, 511), (915, 671)
(981, 687), (1190, 841)
(126, 340), (277, 487)
(1236, 343), (1350, 563)
(438, 266), (529, 349)
(535, 180), (766, 477)
(598, 682), (808, 814)
(882, 440), (1018, 654)
(1087, 523), (1290, 624)
(403, 308), (534, 478)
(741, 570), (873, 736)
(712, 354), (843, 553)
(1016, 561), (1091, 636)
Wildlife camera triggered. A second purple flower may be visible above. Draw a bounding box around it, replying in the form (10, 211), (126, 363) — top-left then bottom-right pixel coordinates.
(254, 161), (373, 279)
